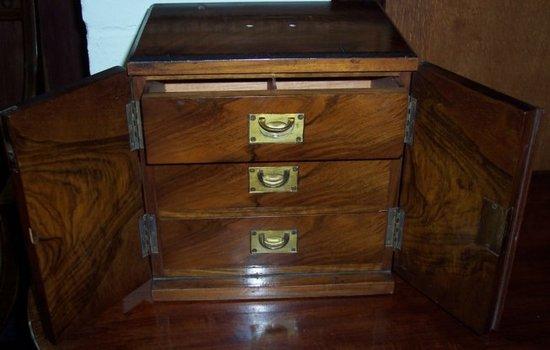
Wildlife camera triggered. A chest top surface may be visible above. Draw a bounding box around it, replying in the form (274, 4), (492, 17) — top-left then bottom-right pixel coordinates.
(127, 1), (417, 75)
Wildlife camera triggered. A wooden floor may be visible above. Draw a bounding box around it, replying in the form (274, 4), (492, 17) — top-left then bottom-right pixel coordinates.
(498, 172), (550, 347)
(35, 173), (550, 349)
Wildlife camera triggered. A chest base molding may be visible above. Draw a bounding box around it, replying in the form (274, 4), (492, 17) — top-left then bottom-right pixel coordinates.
(151, 272), (394, 301)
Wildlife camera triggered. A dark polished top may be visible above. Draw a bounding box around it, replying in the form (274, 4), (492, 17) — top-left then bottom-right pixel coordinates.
(128, 1), (415, 67)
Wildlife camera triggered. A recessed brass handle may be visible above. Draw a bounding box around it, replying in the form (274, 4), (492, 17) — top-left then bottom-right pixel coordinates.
(249, 166), (298, 193)
(257, 169), (290, 188)
(251, 229), (297, 254)
(258, 232), (290, 250)
(258, 117), (295, 136)
(249, 113), (304, 144)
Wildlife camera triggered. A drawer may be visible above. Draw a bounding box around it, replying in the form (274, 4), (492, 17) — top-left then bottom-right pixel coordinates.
(141, 87), (408, 164)
(152, 160), (399, 219)
(159, 212), (389, 276)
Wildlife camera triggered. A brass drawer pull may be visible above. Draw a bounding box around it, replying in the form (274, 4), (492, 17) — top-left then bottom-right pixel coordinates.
(249, 166), (298, 193)
(257, 169), (290, 188)
(249, 113), (304, 144)
(258, 116), (295, 136)
(259, 232), (290, 250)
(251, 229), (298, 254)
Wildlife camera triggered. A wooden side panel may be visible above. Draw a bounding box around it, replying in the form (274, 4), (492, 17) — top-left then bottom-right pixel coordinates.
(5, 68), (150, 342)
(142, 90), (407, 164)
(153, 160), (394, 219)
(396, 64), (541, 333)
(385, 0), (550, 171)
(161, 212), (387, 276)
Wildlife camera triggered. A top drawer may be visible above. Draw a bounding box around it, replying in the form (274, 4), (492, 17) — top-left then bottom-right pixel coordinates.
(141, 79), (408, 164)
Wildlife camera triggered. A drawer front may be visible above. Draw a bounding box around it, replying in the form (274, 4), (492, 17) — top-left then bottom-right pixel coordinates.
(153, 160), (396, 219)
(160, 212), (388, 276)
(142, 90), (407, 164)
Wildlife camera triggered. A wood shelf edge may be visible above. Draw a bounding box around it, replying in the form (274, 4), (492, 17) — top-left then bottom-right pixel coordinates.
(152, 272), (395, 301)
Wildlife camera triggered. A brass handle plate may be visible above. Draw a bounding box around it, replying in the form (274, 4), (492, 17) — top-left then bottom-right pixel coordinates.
(249, 166), (298, 193)
(249, 113), (304, 144)
(251, 229), (298, 254)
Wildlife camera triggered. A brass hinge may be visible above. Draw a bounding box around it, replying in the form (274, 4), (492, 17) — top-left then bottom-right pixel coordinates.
(126, 101), (144, 151)
(476, 198), (511, 256)
(404, 95), (417, 145)
(139, 213), (158, 257)
(385, 207), (405, 250)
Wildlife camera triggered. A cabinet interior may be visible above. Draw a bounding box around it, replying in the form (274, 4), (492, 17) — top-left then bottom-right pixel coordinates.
(145, 76), (404, 93)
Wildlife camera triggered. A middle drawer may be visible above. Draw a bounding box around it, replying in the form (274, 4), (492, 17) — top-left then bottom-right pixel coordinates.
(152, 160), (397, 219)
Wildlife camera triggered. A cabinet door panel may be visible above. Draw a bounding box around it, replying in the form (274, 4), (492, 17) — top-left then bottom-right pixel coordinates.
(397, 63), (541, 333)
(3, 67), (149, 343)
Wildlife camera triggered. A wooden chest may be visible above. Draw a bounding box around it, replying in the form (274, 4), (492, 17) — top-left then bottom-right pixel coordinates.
(1, 1), (542, 343)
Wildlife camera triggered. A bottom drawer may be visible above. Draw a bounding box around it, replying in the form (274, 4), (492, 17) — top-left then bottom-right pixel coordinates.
(160, 212), (389, 277)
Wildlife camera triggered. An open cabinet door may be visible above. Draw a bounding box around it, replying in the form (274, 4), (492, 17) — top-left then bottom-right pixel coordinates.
(395, 63), (542, 333)
(2, 67), (150, 343)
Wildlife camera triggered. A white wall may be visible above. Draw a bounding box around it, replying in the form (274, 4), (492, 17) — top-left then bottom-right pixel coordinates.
(81, 0), (326, 74)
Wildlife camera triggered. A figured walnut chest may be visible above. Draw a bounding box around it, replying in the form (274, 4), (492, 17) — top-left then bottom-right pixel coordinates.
(2, 1), (541, 343)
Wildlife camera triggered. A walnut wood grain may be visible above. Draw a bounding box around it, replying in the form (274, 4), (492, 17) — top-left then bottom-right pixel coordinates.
(4, 68), (150, 343)
(153, 160), (396, 219)
(127, 2), (417, 76)
(160, 212), (387, 277)
(395, 63), (542, 333)
(152, 272), (394, 301)
(26, 175), (550, 348)
(142, 89), (407, 164)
